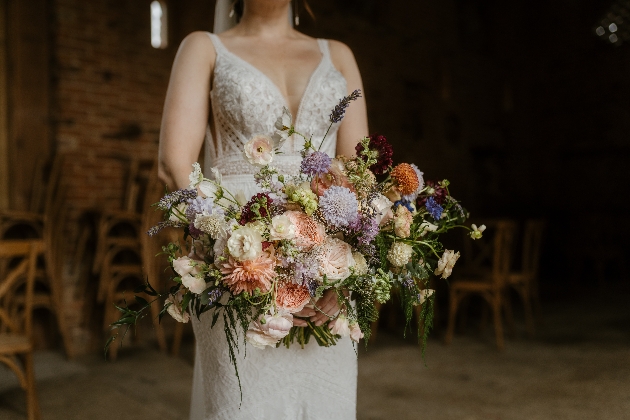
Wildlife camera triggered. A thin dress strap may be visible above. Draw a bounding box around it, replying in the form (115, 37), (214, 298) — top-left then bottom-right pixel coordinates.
(317, 39), (331, 60)
(205, 32), (227, 54)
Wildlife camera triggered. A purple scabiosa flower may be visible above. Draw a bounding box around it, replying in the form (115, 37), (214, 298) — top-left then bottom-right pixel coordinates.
(157, 189), (197, 211)
(319, 186), (359, 227)
(330, 89), (362, 123)
(401, 164), (425, 202)
(349, 215), (379, 245)
(186, 197), (216, 221)
(425, 197), (443, 221)
(300, 151), (332, 176)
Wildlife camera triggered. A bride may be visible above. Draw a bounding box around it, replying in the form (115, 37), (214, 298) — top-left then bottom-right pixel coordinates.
(158, 0), (368, 418)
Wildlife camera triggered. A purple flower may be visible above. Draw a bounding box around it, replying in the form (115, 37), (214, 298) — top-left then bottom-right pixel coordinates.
(425, 197), (443, 221)
(157, 189), (197, 211)
(349, 215), (379, 245)
(330, 89), (362, 123)
(147, 220), (186, 237)
(300, 151), (332, 175)
(186, 197), (217, 220)
(319, 186), (359, 227)
(207, 288), (223, 305)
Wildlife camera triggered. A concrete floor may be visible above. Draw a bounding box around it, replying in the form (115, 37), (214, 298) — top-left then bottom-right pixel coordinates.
(1, 291), (629, 420)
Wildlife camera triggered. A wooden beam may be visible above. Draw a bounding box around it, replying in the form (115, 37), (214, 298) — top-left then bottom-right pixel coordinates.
(0, 0), (8, 210)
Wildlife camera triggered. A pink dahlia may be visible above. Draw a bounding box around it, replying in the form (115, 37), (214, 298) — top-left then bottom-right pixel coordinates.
(275, 282), (311, 313)
(285, 210), (326, 250)
(220, 254), (276, 295)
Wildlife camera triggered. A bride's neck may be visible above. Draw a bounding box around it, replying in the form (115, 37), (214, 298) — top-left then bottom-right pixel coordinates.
(237, 2), (293, 38)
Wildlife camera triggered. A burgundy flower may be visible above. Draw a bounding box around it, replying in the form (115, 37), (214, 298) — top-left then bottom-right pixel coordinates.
(240, 193), (273, 225)
(416, 180), (447, 207)
(355, 134), (393, 175)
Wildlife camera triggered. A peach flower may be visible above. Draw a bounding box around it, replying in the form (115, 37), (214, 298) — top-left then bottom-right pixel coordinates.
(393, 205), (413, 238)
(284, 210), (326, 250)
(310, 158), (356, 197)
(314, 238), (355, 281)
(220, 254), (276, 295)
(244, 134), (274, 166)
(246, 311), (293, 349)
(275, 283), (311, 313)
(349, 322), (364, 343)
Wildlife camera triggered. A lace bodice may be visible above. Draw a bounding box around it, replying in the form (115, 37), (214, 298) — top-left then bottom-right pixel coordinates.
(204, 33), (347, 181)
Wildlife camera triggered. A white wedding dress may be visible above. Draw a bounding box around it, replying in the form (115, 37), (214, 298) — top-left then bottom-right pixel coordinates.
(189, 32), (357, 420)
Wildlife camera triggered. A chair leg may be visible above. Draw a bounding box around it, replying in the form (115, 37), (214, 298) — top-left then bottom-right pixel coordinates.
(23, 352), (41, 420)
(369, 301), (382, 343)
(444, 290), (459, 345)
(503, 289), (515, 337)
(458, 295), (470, 332)
(522, 288), (535, 338)
(492, 294), (504, 351)
(171, 321), (185, 357)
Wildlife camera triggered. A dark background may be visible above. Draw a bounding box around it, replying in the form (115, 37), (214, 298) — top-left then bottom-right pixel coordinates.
(1, 0), (628, 355)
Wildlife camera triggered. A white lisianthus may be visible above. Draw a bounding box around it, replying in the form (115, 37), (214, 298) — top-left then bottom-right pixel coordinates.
(419, 221), (438, 237)
(329, 314), (350, 337)
(199, 180), (219, 198)
(349, 322), (364, 343)
(419, 289), (435, 305)
(172, 256), (201, 277)
(194, 212), (228, 239)
(169, 202), (188, 223)
(188, 162), (203, 188)
(235, 190), (248, 206)
(227, 226), (263, 261)
(164, 295), (190, 323)
(370, 194), (394, 225)
(181, 273), (207, 294)
(434, 250), (460, 279)
(352, 252), (368, 276)
(246, 311), (293, 349)
(272, 107), (293, 149)
(387, 242), (414, 267)
(469, 224), (486, 240)
(269, 214), (296, 241)
(244, 134), (274, 166)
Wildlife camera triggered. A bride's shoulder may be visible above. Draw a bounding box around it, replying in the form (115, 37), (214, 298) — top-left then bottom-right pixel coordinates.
(326, 39), (358, 75)
(177, 31), (217, 61)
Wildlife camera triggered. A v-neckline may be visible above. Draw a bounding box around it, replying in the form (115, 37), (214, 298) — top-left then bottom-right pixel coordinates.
(215, 35), (326, 127)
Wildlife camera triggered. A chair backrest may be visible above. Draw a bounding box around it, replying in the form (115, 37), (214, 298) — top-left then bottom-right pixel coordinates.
(521, 219), (545, 277)
(0, 240), (43, 337)
(490, 220), (517, 287)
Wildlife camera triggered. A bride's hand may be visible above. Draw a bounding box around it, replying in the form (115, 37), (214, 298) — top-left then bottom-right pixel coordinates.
(310, 289), (341, 327)
(292, 306), (316, 327)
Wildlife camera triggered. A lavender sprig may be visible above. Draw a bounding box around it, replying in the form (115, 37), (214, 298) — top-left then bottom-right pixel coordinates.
(330, 89), (362, 123)
(147, 220), (186, 237)
(156, 189), (198, 211)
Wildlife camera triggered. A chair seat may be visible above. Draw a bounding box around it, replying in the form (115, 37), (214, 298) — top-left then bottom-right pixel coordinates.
(0, 210), (43, 222)
(451, 279), (495, 291)
(506, 272), (530, 284)
(0, 334), (32, 353)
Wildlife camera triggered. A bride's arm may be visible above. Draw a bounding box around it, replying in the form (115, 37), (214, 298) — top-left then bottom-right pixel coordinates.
(158, 32), (216, 191)
(329, 40), (369, 157)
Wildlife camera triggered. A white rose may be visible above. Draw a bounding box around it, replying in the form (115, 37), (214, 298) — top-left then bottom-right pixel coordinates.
(227, 226), (263, 261)
(269, 214), (296, 241)
(329, 315), (350, 337)
(349, 322), (364, 343)
(245, 311), (293, 349)
(370, 194), (393, 225)
(181, 273), (207, 294)
(352, 252), (368, 276)
(244, 134), (274, 166)
(434, 250), (460, 279)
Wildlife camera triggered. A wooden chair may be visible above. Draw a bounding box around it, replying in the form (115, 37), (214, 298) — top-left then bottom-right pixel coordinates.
(444, 220), (517, 350)
(505, 219), (545, 334)
(94, 157), (155, 303)
(0, 240), (44, 420)
(103, 166), (168, 360)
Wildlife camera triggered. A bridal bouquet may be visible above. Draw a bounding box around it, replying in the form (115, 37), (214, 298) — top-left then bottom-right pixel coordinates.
(107, 90), (483, 378)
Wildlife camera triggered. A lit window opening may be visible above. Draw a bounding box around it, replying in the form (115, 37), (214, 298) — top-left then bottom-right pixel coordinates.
(151, 1), (168, 49)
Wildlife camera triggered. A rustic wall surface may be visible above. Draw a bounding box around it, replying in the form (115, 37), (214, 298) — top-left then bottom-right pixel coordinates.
(4, 0), (627, 355)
